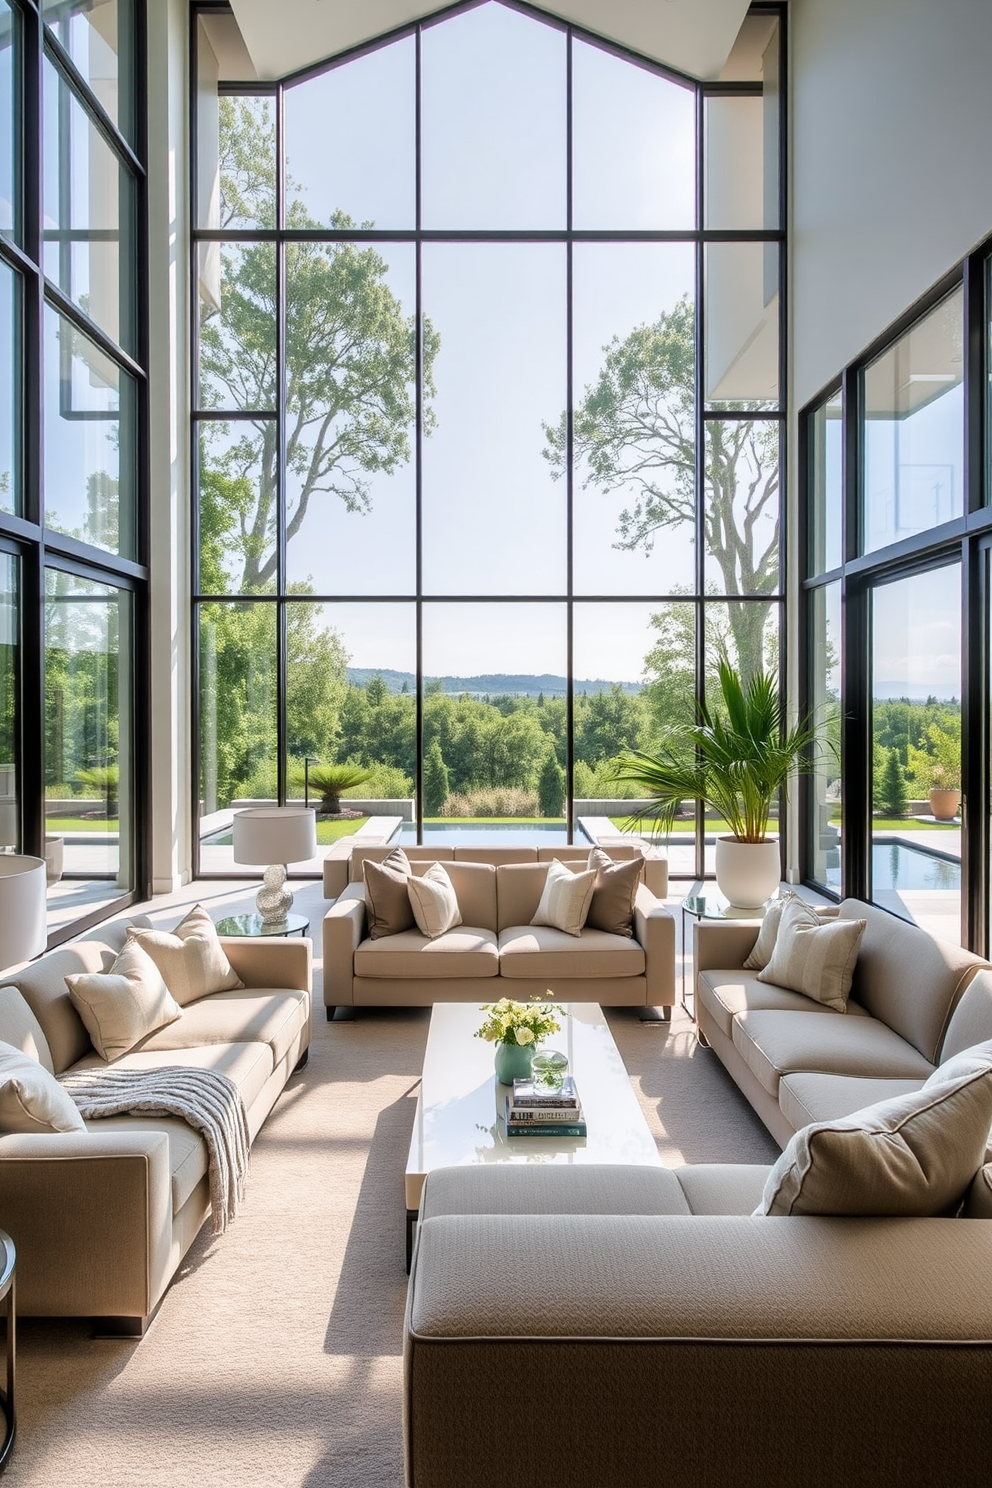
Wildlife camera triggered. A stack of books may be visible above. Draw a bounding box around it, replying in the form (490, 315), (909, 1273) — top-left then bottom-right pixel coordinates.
(504, 1075), (586, 1137)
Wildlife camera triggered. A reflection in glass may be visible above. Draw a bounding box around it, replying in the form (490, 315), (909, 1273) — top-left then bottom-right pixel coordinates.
(703, 420), (780, 595)
(863, 289), (964, 553)
(285, 603), (416, 827)
(572, 39), (694, 230)
(0, 554), (17, 851)
(870, 566), (961, 943)
(422, 244), (565, 596)
(421, 603), (566, 831)
(197, 241), (276, 411)
(285, 36), (415, 230)
(809, 392), (842, 575)
(43, 56), (136, 353)
(422, 4), (565, 230)
(286, 243), (418, 596)
(704, 241), (779, 408)
(44, 570), (131, 899)
(0, 0), (16, 240)
(0, 261), (17, 514)
(707, 15), (779, 227)
(43, 307), (136, 557)
(43, 0), (126, 137)
(571, 244), (695, 595)
(198, 420), (276, 595)
(809, 583), (841, 891)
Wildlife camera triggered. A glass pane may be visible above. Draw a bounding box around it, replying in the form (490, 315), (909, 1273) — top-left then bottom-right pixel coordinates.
(809, 391), (843, 575)
(705, 241), (779, 409)
(197, 419), (276, 595)
(422, 244), (565, 596)
(421, 4), (565, 230)
(43, 57), (136, 354)
(196, 241), (276, 412)
(863, 288), (964, 553)
(809, 582), (842, 892)
(285, 603), (416, 839)
(0, 0), (17, 242)
(0, 260), (17, 515)
(43, 0), (131, 141)
(704, 420), (780, 595)
(43, 306), (137, 558)
(871, 566), (961, 944)
(285, 35), (415, 231)
(286, 242), (417, 596)
(572, 39), (694, 230)
(0, 552), (17, 851)
(197, 93), (275, 232)
(419, 602), (567, 840)
(44, 570), (133, 919)
(197, 601), (278, 872)
(572, 244), (695, 595)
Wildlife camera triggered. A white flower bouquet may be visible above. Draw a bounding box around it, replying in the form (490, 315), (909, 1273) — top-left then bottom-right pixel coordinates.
(474, 995), (564, 1047)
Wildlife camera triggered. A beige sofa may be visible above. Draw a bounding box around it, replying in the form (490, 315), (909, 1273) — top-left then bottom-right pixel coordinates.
(405, 1160), (992, 1488)
(0, 916), (311, 1335)
(694, 896), (992, 1148)
(322, 846), (676, 1019)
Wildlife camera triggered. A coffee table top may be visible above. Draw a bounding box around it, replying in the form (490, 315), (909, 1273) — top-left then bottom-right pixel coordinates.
(405, 1001), (662, 1209)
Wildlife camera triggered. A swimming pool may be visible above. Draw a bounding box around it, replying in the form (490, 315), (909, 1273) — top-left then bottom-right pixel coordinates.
(872, 839), (961, 892)
(399, 822), (590, 847)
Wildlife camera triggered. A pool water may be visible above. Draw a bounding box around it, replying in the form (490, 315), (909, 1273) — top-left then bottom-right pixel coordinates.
(872, 840), (961, 892)
(400, 822), (585, 847)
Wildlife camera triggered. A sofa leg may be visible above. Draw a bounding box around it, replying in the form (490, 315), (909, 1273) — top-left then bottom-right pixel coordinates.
(293, 1048), (310, 1072)
(638, 1006), (672, 1023)
(325, 1006), (336, 1022)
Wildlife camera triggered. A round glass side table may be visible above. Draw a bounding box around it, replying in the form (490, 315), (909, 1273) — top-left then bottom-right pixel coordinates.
(0, 1228), (15, 1471)
(214, 912), (310, 938)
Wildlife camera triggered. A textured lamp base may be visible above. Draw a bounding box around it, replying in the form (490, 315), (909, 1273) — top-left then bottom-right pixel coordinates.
(255, 863), (293, 925)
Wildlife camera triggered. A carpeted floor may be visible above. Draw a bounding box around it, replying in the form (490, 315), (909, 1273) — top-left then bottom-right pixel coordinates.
(5, 880), (779, 1488)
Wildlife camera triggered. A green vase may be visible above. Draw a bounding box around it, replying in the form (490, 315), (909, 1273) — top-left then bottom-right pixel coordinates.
(494, 1041), (534, 1085)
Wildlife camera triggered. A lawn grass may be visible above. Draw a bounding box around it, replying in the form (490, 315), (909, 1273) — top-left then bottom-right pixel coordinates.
(609, 815), (960, 835)
(45, 817), (118, 832)
(315, 816), (372, 844)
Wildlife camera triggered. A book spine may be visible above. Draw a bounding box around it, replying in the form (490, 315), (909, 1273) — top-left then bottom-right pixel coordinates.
(509, 1098), (581, 1109)
(506, 1122), (587, 1138)
(507, 1105), (582, 1120)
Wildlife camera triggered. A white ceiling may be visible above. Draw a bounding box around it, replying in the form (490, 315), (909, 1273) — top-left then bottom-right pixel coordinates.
(229, 0), (753, 83)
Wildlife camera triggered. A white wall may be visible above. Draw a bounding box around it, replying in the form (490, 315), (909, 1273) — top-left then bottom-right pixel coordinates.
(790, 0), (992, 409)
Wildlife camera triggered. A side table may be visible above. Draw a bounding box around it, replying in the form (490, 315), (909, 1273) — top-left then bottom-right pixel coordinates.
(680, 893), (770, 1019)
(214, 912), (310, 938)
(0, 1230), (15, 1471)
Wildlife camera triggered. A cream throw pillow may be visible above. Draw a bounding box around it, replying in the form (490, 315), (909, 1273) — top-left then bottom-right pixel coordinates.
(756, 1040), (992, 1217)
(127, 903), (243, 1007)
(65, 939), (183, 1062)
(0, 1041), (85, 1133)
(585, 848), (640, 938)
(742, 892), (795, 970)
(756, 895), (865, 1011)
(531, 859), (596, 937)
(407, 862), (462, 939)
(364, 848), (416, 939)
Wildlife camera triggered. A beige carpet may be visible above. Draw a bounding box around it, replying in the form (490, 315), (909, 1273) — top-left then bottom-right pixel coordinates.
(5, 881), (778, 1488)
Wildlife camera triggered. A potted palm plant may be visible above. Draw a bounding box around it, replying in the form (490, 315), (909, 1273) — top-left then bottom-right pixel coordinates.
(612, 659), (817, 908)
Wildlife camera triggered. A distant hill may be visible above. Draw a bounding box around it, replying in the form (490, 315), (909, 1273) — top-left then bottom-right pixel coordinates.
(873, 681), (961, 703)
(346, 669), (641, 697)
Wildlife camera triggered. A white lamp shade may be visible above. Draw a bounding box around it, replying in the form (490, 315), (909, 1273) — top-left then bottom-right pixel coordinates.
(0, 855), (48, 972)
(232, 808), (317, 866)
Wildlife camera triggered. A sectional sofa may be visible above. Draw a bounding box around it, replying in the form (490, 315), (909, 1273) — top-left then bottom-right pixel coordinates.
(0, 915), (311, 1334)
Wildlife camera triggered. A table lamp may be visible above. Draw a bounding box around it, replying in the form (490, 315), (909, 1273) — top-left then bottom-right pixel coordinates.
(0, 855), (48, 973)
(232, 807), (317, 925)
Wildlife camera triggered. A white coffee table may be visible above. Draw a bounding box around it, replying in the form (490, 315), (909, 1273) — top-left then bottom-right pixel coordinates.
(405, 1001), (662, 1264)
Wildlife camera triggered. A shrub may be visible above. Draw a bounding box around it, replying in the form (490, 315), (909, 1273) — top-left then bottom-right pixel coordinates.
(441, 787), (538, 818)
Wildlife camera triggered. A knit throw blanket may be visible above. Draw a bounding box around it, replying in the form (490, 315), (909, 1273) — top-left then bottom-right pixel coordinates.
(60, 1066), (250, 1234)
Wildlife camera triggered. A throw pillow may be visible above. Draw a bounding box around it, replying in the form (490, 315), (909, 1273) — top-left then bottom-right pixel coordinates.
(742, 891), (796, 970)
(531, 858), (597, 938)
(756, 1040), (992, 1217)
(756, 895), (865, 1011)
(126, 903), (244, 1007)
(363, 848), (417, 939)
(0, 1040), (85, 1134)
(65, 939), (183, 1062)
(407, 862), (463, 939)
(585, 848), (641, 937)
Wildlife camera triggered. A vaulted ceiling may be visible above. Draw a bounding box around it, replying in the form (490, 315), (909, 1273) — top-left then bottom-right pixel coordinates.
(229, 0), (753, 82)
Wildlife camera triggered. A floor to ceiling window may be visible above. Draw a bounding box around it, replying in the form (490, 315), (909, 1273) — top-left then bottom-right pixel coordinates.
(191, 1), (785, 876)
(0, 0), (148, 943)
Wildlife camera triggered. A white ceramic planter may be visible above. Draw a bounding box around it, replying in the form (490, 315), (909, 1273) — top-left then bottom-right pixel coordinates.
(714, 836), (781, 909)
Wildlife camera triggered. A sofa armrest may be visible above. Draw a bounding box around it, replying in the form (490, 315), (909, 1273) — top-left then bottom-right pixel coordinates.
(633, 884), (676, 1009)
(322, 835), (360, 900)
(0, 1128), (174, 1319)
(693, 918), (761, 973)
(639, 849), (668, 899)
(322, 884), (367, 1008)
(220, 935), (312, 992)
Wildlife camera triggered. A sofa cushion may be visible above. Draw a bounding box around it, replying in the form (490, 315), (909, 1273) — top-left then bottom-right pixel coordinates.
(696, 969), (865, 1041)
(12, 938), (124, 1074)
(69, 1038), (276, 1118)
(440, 861), (497, 931)
(531, 859), (596, 937)
(496, 863), (550, 930)
(964, 1164), (992, 1219)
(420, 1164), (691, 1220)
(355, 927), (499, 980)
(126, 904), (244, 1006)
(757, 897), (866, 1011)
(586, 849), (640, 938)
(498, 924), (645, 980)
(757, 1041), (992, 1217)
(65, 939), (184, 1062)
(732, 1008), (934, 1099)
(841, 898), (986, 1063)
(778, 1071), (927, 1134)
(408, 862), (463, 939)
(129, 988), (309, 1069)
(0, 1041), (85, 1133)
(940, 968), (992, 1062)
(82, 1112), (209, 1217)
(0, 984), (56, 1073)
(364, 848), (416, 939)
(673, 1164), (772, 1216)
